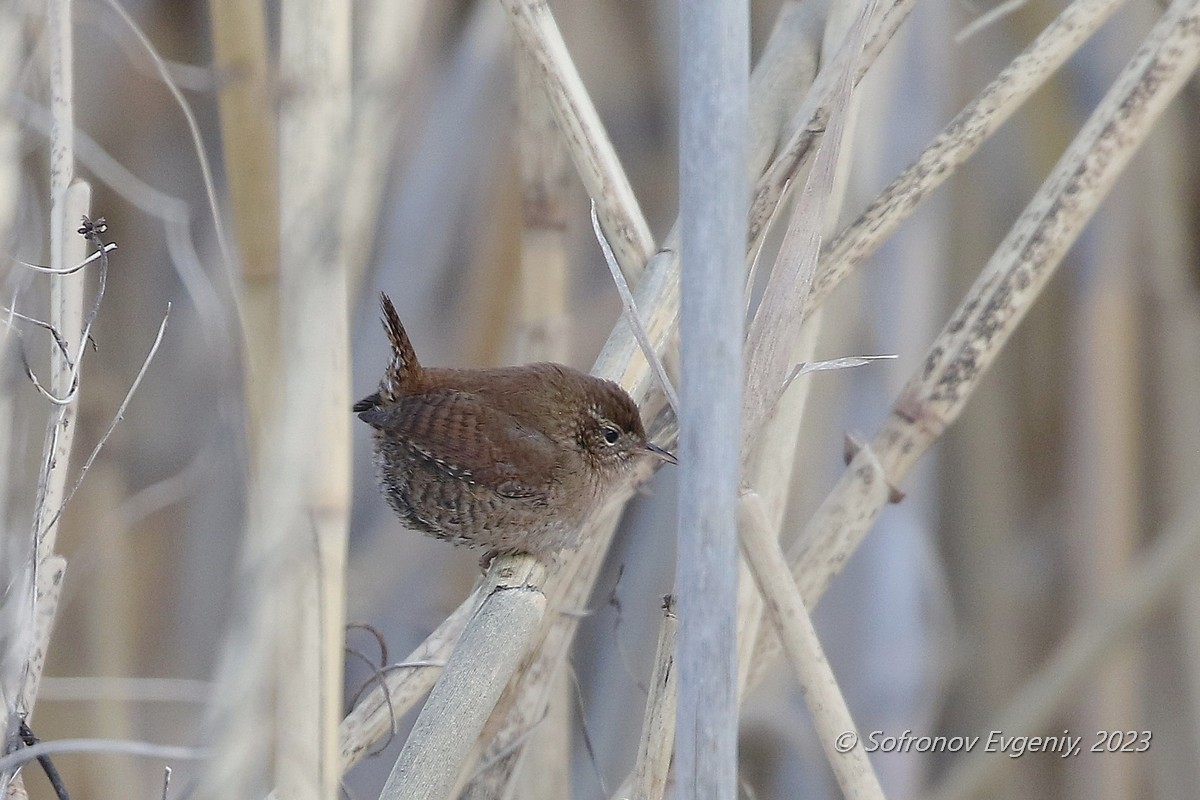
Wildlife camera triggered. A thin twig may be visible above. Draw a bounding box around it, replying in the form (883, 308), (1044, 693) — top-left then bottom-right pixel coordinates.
(8, 241), (117, 274)
(0, 739), (208, 775)
(21, 218), (114, 407)
(39, 303), (170, 538)
(5, 92), (229, 344)
(18, 722), (70, 800)
(338, 596), (472, 771)
(954, 0), (1028, 43)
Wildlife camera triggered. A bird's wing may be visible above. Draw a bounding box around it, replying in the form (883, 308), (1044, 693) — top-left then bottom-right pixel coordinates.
(358, 389), (560, 500)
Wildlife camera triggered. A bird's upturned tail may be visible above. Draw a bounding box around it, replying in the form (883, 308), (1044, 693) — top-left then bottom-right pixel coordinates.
(353, 291), (421, 413)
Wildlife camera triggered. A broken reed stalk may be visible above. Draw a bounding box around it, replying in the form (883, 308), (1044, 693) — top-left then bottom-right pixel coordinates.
(629, 598), (678, 800)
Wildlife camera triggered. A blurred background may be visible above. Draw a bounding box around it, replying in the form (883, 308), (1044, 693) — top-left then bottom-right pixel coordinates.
(2, 0), (1198, 798)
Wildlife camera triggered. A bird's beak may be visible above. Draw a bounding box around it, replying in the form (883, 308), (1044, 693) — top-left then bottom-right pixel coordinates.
(645, 442), (677, 465)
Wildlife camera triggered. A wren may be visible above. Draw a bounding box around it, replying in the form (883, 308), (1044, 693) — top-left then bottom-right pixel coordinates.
(354, 293), (675, 560)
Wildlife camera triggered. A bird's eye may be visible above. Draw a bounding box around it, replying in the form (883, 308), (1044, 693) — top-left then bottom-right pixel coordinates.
(601, 425), (621, 445)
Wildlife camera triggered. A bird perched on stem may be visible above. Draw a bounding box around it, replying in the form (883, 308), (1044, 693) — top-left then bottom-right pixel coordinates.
(355, 293), (674, 560)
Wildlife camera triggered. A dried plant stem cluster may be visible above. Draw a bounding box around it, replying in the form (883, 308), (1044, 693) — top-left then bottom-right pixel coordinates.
(4, 0), (1197, 797)
(337, 1), (1200, 798)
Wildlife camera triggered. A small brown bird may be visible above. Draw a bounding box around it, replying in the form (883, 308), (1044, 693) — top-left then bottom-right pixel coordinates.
(355, 293), (674, 560)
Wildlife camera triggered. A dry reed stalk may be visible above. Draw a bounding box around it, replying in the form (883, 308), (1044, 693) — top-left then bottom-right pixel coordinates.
(199, 2), (352, 797)
(5, 7), (86, 796)
(378, 557), (549, 800)
(506, 50), (573, 800)
(768, 0), (1200, 680)
(626, 597), (678, 800)
(739, 490), (885, 800)
(274, 3), (352, 798)
(809, 0), (1129, 314)
(19, 0), (89, 727)
(0, 0), (20, 253)
(498, 0), (654, 282)
(674, 0), (749, 792)
(209, 0), (280, 463)
(457, 505), (628, 798)
(205, 27), (281, 785)
(205, 13), (283, 786)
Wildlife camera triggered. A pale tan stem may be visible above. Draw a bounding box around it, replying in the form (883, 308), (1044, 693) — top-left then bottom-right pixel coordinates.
(379, 557), (548, 800)
(497, 0), (654, 282)
(740, 490), (886, 800)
